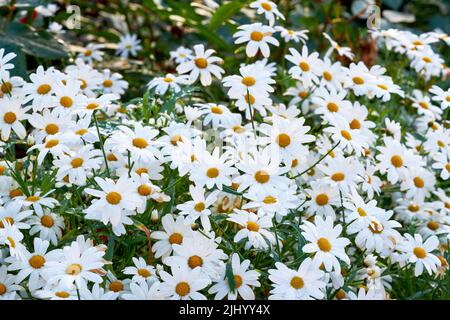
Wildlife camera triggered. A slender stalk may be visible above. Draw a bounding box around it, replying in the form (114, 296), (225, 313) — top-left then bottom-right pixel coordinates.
(292, 141), (340, 179)
(93, 111), (110, 177)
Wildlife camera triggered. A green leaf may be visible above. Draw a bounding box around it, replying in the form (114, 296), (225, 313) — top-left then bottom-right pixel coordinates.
(1, 22), (69, 60)
(209, 0), (247, 30)
(225, 261), (236, 292)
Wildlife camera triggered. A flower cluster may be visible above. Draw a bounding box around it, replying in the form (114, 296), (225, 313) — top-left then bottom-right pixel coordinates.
(0, 0), (449, 300)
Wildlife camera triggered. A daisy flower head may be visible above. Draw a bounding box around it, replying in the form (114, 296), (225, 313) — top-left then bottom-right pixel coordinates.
(170, 46), (193, 64)
(343, 61), (376, 96)
(164, 233), (227, 281)
(285, 46), (321, 86)
(5, 238), (52, 291)
(227, 209), (275, 250)
(100, 69), (129, 96)
(151, 214), (194, 259)
(208, 253), (260, 300)
(275, 26), (309, 44)
(78, 43), (104, 64)
(43, 238), (106, 289)
(28, 209), (64, 246)
(84, 176), (141, 228)
(398, 234), (441, 276)
(301, 215), (351, 273)
(249, 1), (284, 26)
(176, 184), (220, 231)
(429, 85), (450, 110)
(233, 23), (279, 58)
(158, 265), (210, 300)
(268, 258), (326, 300)
(116, 33), (142, 58)
(323, 32), (354, 60)
(189, 147), (237, 190)
(176, 44), (225, 86)
(147, 73), (189, 95)
(123, 257), (158, 285)
(0, 96), (29, 141)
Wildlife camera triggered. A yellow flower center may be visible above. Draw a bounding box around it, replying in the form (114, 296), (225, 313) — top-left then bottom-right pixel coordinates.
(188, 255), (203, 269)
(86, 103), (99, 110)
(169, 233), (183, 244)
(299, 62), (310, 72)
(349, 119), (361, 130)
(250, 31), (264, 42)
(263, 196), (277, 204)
(194, 202), (205, 212)
(390, 155), (403, 168)
(0, 217), (13, 228)
(241, 76), (256, 87)
(60, 96), (73, 108)
(66, 263), (82, 275)
(109, 281), (124, 292)
(26, 196), (40, 202)
(422, 57), (432, 63)
(357, 207), (367, 216)
(276, 133), (291, 148)
(377, 84), (388, 90)
(211, 106), (223, 114)
(1, 82), (12, 93)
(171, 134), (183, 146)
(327, 102), (339, 112)
(41, 215), (54, 228)
(29, 255), (46, 269)
(323, 71), (332, 81)
(206, 167), (219, 178)
(331, 172), (345, 182)
(317, 237), (332, 252)
(244, 93), (255, 105)
(261, 2), (272, 11)
(132, 138), (148, 149)
(413, 177), (424, 188)
(290, 276), (304, 289)
(175, 282), (191, 297)
(341, 130), (352, 141)
(37, 84), (51, 95)
(315, 193), (329, 206)
(106, 192), (122, 205)
(427, 221), (439, 231)
(163, 77), (173, 83)
(107, 153), (118, 161)
(45, 124), (59, 135)
(135, 168), (148, 175)
(352, 77), (364, 85)
(138, 268), (151, 278)
(247, 221), (260, 232)
(195, 58), (208, 69)
(3, 112), (16, 124)
(45, 139), (59, 148)
(369, 221), (384, 234)
(233, 125), (245, 133)
(103, 80), (113, 88)
(138, 184), (152, 196)
(71, 158), (84, 168)
(55, 291), (70, 298)
(254, 170), (270, 184)
(413, 247), (426, 259)
(0, 283), (6, 295)
(76, 129), (88, 135)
